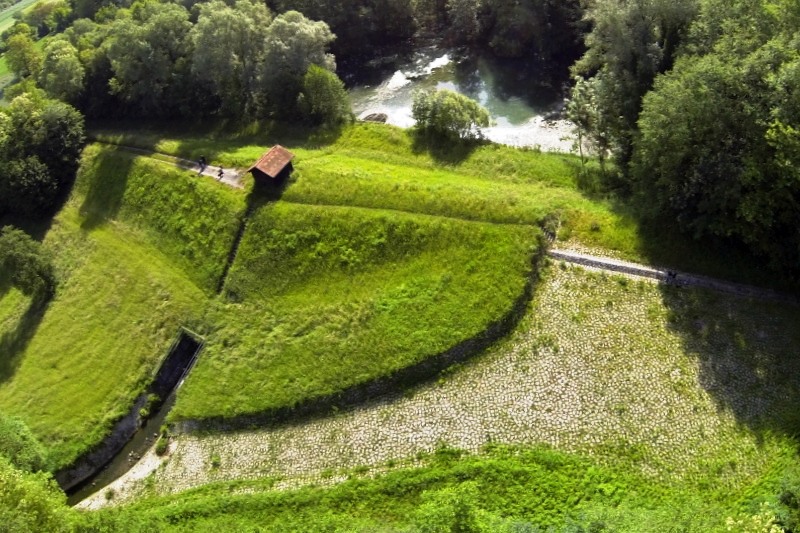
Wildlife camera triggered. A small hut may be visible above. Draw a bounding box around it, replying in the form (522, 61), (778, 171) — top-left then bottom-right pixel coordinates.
(248, 145), (295, 183)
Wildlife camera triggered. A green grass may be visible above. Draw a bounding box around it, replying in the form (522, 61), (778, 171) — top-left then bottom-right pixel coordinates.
(91, 121), (796, 291)
(0, 208), (208, 469)
(0, 145), (249, 468)
(75, 144), (247, 293)
(172, 202), (539, 420)
(5, 117), (797, 474)
(101, 443), (797, 532)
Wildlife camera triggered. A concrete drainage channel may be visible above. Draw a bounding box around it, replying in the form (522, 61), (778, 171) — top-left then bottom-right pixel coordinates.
(61, 329), (204, 505)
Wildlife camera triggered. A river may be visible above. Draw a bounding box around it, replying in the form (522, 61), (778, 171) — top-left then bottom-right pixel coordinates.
(348, 47), (576, 152)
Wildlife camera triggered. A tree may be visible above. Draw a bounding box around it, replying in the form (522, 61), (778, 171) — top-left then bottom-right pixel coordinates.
(566, 76), (611, 174)
(38, 37), (85, 102)
(0, 94), (85, 218)
(633, 25), (800, 272)
(260, 10), (336, 116)
(446, 0), (483, 43)
(298, 64), (351, 125)
(190, 0), (272, 116)
(107, 2), (193, 116)
(573, 0), (698, 162)
(0, 226), (56, 298)
(5, 33), (43, 79)
(0, 157), (56, 218)
(273, 0), (415, 59)
(412, 89), (491, 140)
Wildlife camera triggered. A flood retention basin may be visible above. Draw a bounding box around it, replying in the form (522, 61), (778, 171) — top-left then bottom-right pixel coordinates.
(174, 244), (547, 434)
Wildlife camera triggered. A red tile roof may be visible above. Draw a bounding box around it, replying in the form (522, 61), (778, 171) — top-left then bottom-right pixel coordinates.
(248, 145), (294, 179)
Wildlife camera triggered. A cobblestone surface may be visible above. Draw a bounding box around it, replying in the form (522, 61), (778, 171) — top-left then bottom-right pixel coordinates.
(81, 264), (798, 508)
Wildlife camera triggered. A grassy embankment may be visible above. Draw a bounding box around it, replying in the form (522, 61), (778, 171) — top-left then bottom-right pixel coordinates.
(1, 123), (576, 463)
(94, 264), (800, 531)
(0, 144), (245, 469)
(174, 202), (537, 419)
(95, 121), (793, 290)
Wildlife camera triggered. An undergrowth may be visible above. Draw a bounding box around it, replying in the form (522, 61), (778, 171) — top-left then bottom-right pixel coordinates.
(99, 443), (798, 532)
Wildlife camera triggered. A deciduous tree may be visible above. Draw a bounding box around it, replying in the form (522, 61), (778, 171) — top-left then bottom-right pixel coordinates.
(298, 64), (351, 125)
(412, 89), (491, 140)
(260, 10), (336, 116)
(38, 37), (85, 102)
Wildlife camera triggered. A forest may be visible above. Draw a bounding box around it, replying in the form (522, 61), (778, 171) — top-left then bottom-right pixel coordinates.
(1, 0), (799, 530)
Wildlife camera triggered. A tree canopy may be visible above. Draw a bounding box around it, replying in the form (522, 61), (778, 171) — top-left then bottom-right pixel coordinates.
(0, 93), (85, 219)
(572, 0), (800, 274)
(0, 226), (57, 298)
(412, 89), (491, 140)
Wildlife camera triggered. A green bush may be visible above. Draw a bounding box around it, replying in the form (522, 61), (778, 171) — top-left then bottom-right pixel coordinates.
(412, 89), (491, 140)
(0, 413), (47, 472)
(0, 226), (56, 298)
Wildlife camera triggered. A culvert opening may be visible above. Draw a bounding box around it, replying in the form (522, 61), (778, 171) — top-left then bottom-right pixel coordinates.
(63, 329), (203, 504)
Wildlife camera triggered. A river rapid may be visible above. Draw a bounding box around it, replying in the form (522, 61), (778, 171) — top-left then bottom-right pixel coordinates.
(348, 47), (576, 152)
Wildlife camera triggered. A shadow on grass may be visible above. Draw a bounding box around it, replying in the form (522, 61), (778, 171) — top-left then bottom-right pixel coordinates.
(657, 282), (800, 443)
(89, 118), (347, 167)
(78, 148), (136, 230)
(0, 293), (51, 384)
(410, 130), (483, 165)
(215, 175), (291, 296)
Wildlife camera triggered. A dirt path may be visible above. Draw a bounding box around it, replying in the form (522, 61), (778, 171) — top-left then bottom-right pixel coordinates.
(549, 248), (798, 306)
(100, 143), (246, 189)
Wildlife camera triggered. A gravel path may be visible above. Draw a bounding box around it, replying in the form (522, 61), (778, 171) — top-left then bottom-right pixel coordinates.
(99, 143), (246, 189)
(78, 264), (795, 509)
(549, 248), (798, 305)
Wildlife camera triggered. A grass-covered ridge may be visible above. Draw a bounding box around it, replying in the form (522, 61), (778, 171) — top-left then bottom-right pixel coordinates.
(0, 209), (207, 469)
(106, 443), (797, 532)
(0, 145), (248, 468)
(172, 202), (540, 420)
(92, 121), (792, 289)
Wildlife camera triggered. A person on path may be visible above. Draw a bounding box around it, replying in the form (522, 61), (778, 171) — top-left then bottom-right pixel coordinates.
(218, 167), (224, 180)
(198, 156), (207, 174)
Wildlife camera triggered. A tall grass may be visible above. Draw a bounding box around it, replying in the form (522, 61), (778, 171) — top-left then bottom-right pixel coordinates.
(172, 202), (540, 420)
(0, 208), (207, 469)
(75, 145), (247, 293)
(108, 443), (796, 532)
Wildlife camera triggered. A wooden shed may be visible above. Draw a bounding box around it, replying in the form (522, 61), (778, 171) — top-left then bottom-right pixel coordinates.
(248, 145), (295, 183)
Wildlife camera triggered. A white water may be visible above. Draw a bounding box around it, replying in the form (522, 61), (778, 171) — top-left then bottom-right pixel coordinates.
(349, 49), (576, 152)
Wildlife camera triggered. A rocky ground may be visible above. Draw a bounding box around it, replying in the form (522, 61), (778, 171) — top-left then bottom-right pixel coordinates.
(79, 263), (798, 509)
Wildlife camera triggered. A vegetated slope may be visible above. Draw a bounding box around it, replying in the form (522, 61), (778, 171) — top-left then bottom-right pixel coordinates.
(95, 122), (791, 289)
(0, 147), (246, 469)
(96, 265), (800, 531)
(0, 210), (207, 469)
(110, 444), (782, 532)
(76, 145), (247, 293)
(172, 202), (540, 420)
(92, 122), (636, 249)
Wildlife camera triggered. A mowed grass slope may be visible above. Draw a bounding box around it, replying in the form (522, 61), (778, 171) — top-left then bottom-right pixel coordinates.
(0, 146), (246, 469)
(173, 202), (540, 420)
(94, 123), (637, 256)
